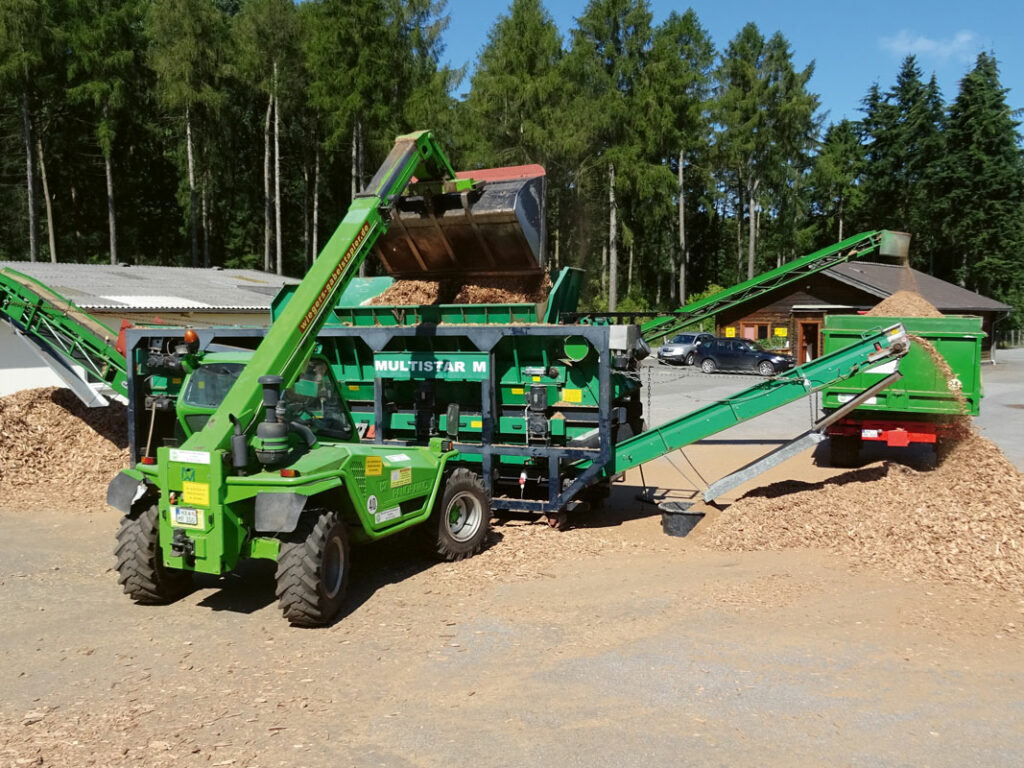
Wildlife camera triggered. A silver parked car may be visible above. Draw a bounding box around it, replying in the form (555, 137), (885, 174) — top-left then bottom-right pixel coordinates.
(656, 332), (714, 366)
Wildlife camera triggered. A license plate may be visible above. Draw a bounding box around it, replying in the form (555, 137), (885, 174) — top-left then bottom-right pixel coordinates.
(171, 506), (200, 527)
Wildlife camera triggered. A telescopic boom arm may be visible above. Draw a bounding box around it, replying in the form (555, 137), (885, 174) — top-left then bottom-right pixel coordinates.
(185, 131), (463, 453)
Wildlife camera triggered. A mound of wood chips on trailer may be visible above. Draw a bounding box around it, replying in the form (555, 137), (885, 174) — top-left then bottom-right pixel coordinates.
(705, 289), (1024, 592)
(369, 273), (551, 307)
(0, 388), (129, 511)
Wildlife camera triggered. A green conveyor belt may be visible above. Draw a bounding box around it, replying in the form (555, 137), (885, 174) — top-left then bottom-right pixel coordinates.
(641, 230), (910, 343)
(609, 323), (911, 475)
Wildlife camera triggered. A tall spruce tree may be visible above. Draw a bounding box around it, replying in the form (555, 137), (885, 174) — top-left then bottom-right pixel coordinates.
(808, 119), (864, 243)
(937, 52), (1024, 323)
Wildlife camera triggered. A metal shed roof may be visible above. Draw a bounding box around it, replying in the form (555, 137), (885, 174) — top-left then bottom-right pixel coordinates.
(0, 262), (300, 311)
(825, 262), (1012, 313)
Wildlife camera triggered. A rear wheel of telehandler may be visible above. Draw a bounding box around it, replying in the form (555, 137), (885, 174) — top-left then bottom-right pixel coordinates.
(424, 468), (490, 561)
(275, 508), (350, 627)
(114, 503), (192, 604)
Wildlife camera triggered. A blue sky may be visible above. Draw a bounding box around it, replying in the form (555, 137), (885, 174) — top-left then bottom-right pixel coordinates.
(442, 0), (1023, 124)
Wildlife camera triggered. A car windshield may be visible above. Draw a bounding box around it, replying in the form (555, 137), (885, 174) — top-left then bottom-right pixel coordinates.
(671, 334), (693, 344)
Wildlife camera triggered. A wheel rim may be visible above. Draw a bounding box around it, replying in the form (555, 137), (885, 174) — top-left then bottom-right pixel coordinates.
(686, 352), (695, 365)
(702, 360), (713, 373)
(446, 491), (483, 542)
(322, 535), (345, 599)
(759, 362), (772, 376)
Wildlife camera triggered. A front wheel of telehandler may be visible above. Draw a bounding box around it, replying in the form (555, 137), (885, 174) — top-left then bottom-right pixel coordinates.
(275, 508), (350, 627)
(114, 503), (192, 604)
(423, 468), (490, 561)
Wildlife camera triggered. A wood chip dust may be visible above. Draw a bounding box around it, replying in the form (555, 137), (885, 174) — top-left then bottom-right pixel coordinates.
(0, 387), (129, 511)
(370, 273), (551, 307)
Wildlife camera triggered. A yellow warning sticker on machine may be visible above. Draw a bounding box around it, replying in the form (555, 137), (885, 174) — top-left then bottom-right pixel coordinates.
(365, 456), (383, 476)
(470, 420), (482, 429)
(511, 387), (524, 395)
(390, 467), (412, 488)
(182, 481), (210, 507)
(562, 388), (583, 403)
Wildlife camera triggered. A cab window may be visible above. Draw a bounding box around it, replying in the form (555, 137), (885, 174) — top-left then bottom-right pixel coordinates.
(281, 360), (352, 439)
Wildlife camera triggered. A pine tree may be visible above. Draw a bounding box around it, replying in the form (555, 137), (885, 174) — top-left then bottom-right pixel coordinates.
(937, 52), (1024, 323)
(808, 119), (864, 243)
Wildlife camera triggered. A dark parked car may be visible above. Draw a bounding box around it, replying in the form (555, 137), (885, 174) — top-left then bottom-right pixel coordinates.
(656, 332), (714, 365)
(696, 337), (795, 376)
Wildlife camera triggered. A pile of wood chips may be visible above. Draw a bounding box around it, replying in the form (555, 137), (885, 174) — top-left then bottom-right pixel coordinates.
(0, 388), (129, 512)
(866, 289), (944, 318)
(705, 289), (1024, 592)
(370, 273), (550, 307)
(703, 433), (1024, 591)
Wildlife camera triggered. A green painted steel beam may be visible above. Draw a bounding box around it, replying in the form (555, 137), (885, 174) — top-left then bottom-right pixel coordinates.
(609, 323), (911, 474)
(641, 230), (907, 343)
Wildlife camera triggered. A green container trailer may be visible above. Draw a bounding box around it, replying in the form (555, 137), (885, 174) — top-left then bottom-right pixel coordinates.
(820, 314), (984, 465)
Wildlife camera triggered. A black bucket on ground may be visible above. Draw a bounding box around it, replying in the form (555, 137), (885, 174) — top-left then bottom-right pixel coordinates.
(659, 501), (704, 537)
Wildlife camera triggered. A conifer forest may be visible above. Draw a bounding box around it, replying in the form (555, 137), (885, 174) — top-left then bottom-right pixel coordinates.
(2, 0), (1022, 329)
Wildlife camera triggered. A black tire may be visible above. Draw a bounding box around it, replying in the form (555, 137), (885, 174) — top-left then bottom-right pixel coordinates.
(424, 468), (490, 561)
(114, 503), (192, 604)
(275, 508), (350, 627)
(757, 360), (775, 377)
(700, 357), (717, 374)
(829, 435), (861, 468)
(685, 351), (696, 366)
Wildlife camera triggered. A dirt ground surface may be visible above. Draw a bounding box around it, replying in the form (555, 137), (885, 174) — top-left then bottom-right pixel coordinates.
(3, 352), (1023, 767)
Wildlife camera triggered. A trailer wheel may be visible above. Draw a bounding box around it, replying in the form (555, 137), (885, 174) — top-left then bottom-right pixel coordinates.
(425, 468), (490, 561)
(829, 435), (861, 468)
(700, 358), (717, 374)
(114, 503), (192, 604)
(275, 508), (350, 627)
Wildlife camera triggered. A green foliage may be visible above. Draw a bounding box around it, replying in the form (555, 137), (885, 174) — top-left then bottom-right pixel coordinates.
(0, 0), (1018, 336)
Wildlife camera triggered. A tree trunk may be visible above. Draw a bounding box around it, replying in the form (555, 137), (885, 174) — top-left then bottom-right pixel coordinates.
(21, 91), (38, 262)
(837, 196), (844, 242)
(274, 61), (283, 276)
(312, 147), (320, 260)
(302, 163), (310, 271)
(627, 241), (634, 295)
(186, 106), (199, 267)
(263, 96), (272, 271)
(553, 226), (560, 270)
(37, 138), (56, 263)
(677, 150), (687, 304)
(747, 178), (760, 280)
(201, 180), (210, 268)
(608, 163), (618, 312)
(104, 152), (118, 265)
(601, 244), (608, 298)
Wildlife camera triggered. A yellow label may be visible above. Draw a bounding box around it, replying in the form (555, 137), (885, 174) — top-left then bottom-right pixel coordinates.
(725, 327), (736, 338)
(470, 420), (482, 428)
(774, 327), (788, 337)
(348, 385), (360, 391)
(390, 467), (412, 488)
(511, 387), (524, 395)
(172, 378), (182, 384)
(532, 376), (541, 382)
(366, 456), (383, 476)
(181, 481), (209, 507)
(562, 388), (583, 403)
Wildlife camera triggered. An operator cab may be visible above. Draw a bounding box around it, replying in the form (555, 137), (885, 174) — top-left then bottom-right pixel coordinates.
(178, 356), (354, 441)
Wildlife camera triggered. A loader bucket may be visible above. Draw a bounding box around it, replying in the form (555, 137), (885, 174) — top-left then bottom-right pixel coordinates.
(375, 165), (546, 278)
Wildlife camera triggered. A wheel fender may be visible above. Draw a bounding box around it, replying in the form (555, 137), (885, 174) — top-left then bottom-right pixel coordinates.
(255, 478), (344, 533)
(107, 470), (148, 515)
(255, 492), (310, 534)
